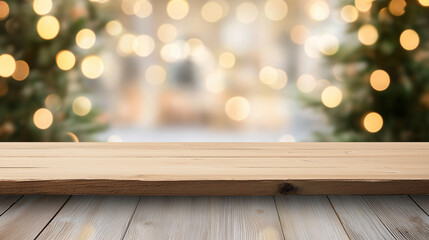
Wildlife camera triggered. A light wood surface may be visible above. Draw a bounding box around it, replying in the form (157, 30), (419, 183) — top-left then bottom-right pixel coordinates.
(0, 143), (428, 195)
(275, 196), (349, 239)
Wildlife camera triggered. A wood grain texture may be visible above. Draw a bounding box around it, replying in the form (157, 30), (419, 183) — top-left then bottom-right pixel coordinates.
(275, 195), (349, 240)
(0, 195), (68, 240)
(0, 196), (21, 216)
(0, 143), (429, 195)
(411, 195), (429, 216)
(363, 195), (429, 239)
(36, 196), (139, 240)
(329, 196), (394, 240)
(123, 196), (284, 240)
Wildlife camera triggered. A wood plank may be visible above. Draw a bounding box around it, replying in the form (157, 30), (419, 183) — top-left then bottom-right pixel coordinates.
(363, 195), (429, 239)
(37, 196), (139, 239)
(0, 196), (21, 216)
(0, 143), (428, 195)
(411, 195), (429, 216)
(275, 196), (349, 239)
(123, 196), (283, 240)
(0, 195), (68, 240)
(329, 196), (394, 240)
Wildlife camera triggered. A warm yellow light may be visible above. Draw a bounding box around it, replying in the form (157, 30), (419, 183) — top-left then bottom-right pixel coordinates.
(33, 0), (52, 15)
(205, 70), (225, 94)
(354, 0), (372, 12)
(264, 0), (288, 21)
(400, 29), (419, 51)
(81, 56), (104, 79)
(225, 96), (251, 121)
(106, 20), (123, 36)
(297, 74), (316, 93)
(167, 0), (189, 20)
(33, 108), (53, 129)
(76, 29), (96, 49)
(157, 24), (177, 43)
(201, 1), (223, 23)
(309, 1), (330, 21)
(321, 86), (342, 108)
(219, 52), (235, 69)
(133, 35), (155, 57)
(370, 69), (390, 91)
(56, 50), (76, 71)
(388, 0), (406, 16)
(418, 0), (429, 7)
(160, 41), (190, 63)
(259, 66), (278, 85)
(236, 2), (258, 24)
(72, 96), (92, 116)
(66, 132), (79, 142)
(37, 15), (60, 40)
(270, 69), (288, 90)
(117, 34), (137, 56)
(45, 94), (62, 111)
(318, 34), (339, 56)
(363, 112), (383, 133)
(358, 24), (378, 46)
(0, 1), (10, 20)
(290, 25), (310, 45)
(12, 60), (29, 81)
(145, 65), (166, 85)
(340, 5), (358, 23)
(304, 36), (321, 59)
(0, 54), (16, 77)
(134, 0), (153, 18)
(121, 0), (135, 15)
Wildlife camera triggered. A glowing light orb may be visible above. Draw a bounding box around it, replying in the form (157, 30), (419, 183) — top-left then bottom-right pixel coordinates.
(309, 1), (330, 21)
(12, 60), (29, 81)
(400, 29), (419, 51)
(133, 35), (155, 57)
(72, 96), (92, 116)
(370, 70), (390, 91)
(297, 74), (316, 93)
(145, 65), (166, 85)
(358, 24), (378, 46)
(76, 29), (96, 49)
(264, 0), (288, 21)
(0, 54), (16, 77)
(363, 112), (383, 133)
(236, 2), (258, 24)
(37, 15), (60, 40)
(201, 1), (223, 23)
(225, 96), (251, 121)
(0, 1), (9, 20)
(321, 86), (342, 108)
(167, 0), (189, 20)
(33, 108), (53, 129)
(157, 24), (177, 43)
(81, 55), (104, 79)
(219, 52), (235, 69)
(340, 5), (358, 23)
(56, 50), (76, 71)
(33, 0), (52, 15)
(106, 20), (123, 36)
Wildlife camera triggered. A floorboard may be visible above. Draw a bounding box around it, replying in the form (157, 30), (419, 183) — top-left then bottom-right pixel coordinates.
(411, 195), (429, 216)
(0, 196), (21, 216)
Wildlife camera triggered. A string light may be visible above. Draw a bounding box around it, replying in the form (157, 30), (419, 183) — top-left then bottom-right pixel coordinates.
(370, 70), (390, 91)
(145, 65), (166, 85)
(264, 0), (288, 21)
(56, 50), (76, 71)
(297, 74), (316, 93)
(290, 25), (310, 45)
(33, 108), (53, 129)
(0, 54), (16, 77)
(157, 24), (177, 43)
(0, 1), (9, 20)
(12, 60), (29, 81)
(201, 1), (223, 23)
(340, 5), (358, 23)
(72, 96), (92, 116)
(236, 2), (258, 24)
(363, 112), (383, 133)
(76, 29), (96, 49)
(37, 15), (60, 40)
(358, 24), (378, 46)
(106, 21), (123, 36)
(309, 1), (330, 21)
(133, 35), (155, 57)
(33, 0), (52, 15)
(225, 96), (250, 121)
(400, 29), (419, 51)
(219, 52), (235, 69)
(167, 0), (189, 20)
(134, 0), (153, 18)
(321, 86), (342, 108)
(81, 55), (104, 79)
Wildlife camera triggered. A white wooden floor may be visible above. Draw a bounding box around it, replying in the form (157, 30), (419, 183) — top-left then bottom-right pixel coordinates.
(0, 195), (428, 239)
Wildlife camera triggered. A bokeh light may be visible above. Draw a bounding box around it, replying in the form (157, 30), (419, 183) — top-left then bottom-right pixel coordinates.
(167, 0), (190, 20)
(297, 74), (316, 93)
(56, 50), (76, 71)
(117, 34), (137, 56)
(259, 66), (278, 85)
(12, 60), (30, 81)
(309, 1), (330, 21)
(388, 0), (406, 16)
(270, 69), (288, 90)
(370, 70), (390, 91)
(157, 24), (177, 43)
(201, 1), (223, 23)
(340, 5), (358, 23)
(33, 108), (53, 130)
(318, 34), (339, 56)
(225, 96), (251, 121)
(219, 52), (235, 69)
(106, 20), (123, 36)
(37, 15), (60, 40)
(354, 0), (372, 12)
(321, 86), (342, 108)
(81, 55), (104, 79)
(45, 94), (62, 111)
(134, 0), (153, 18)
(66, 132), (79, 142)
(33, 0), (52, 15)
(418, 0), (429, 7)
(72, 96), (92, 116)
(205, 70), (225, 94)
(145, 65), (166, 85)
(121, 0), (135, 15)
(358, 24), (378, 46)
(160, 40), (190, 63)
(133, 35), (155, 57)
(0, 1), (10, 20)
(264, 0), (288, 21)
(236, 2), (258, 24)
(363, 112), (383, 133)
(290, 25), (310, 45)
(400, 29), (419, 51)
(0, 54), (16, 77)
(76, 29), (96, 49)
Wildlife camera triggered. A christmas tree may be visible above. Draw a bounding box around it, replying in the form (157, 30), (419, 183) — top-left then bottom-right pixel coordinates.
(0, 0), (109, 141)
(308, 0), (429, 141)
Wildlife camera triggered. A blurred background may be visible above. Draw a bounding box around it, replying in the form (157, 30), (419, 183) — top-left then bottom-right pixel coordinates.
(0, 0), (428, 142)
